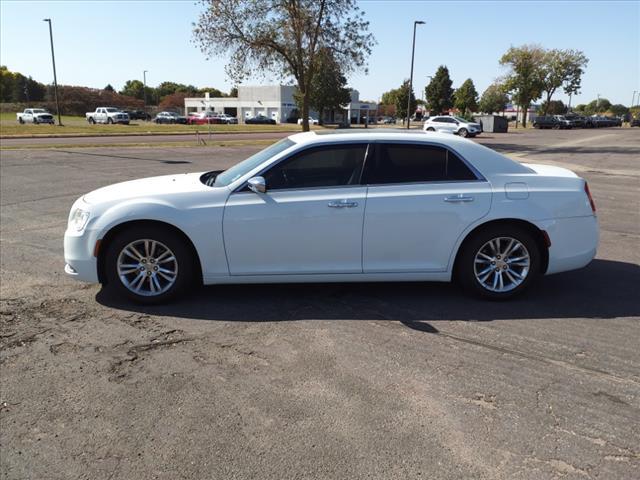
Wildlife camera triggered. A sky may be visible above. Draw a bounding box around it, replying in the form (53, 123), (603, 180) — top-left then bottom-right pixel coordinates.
(1, 0), (638, 106)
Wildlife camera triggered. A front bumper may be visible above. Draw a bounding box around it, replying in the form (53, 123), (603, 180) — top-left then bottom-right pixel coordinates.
(64, 226), (100, 283)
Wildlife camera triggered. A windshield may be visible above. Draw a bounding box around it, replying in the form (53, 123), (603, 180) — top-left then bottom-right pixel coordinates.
(213, 138), (295, 187)
(32, 109), (46, 113)
(453, 116), (469, 123)
(105, 108), (118, 113)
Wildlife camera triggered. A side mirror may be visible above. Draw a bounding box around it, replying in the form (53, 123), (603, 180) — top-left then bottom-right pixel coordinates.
(247, 176), (267, 194)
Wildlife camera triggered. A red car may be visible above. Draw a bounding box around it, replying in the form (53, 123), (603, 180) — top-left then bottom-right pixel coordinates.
(187, 111), (221, 125)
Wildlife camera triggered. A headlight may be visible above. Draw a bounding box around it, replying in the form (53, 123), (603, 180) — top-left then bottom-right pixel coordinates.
(69, 208), (90, 231)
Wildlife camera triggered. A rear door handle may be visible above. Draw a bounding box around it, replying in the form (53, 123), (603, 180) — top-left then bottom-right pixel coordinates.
(328, 200), (358, 208)
(444, 194), (474, 203)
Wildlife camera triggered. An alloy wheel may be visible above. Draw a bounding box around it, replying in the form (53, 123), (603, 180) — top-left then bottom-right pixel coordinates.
(116, 239), (178, 296)
(473, 237), (530, 293)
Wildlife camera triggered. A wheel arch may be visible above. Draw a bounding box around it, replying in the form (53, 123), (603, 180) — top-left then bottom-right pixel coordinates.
(452, 218), (550, 278)
(96, 219), (203, 285)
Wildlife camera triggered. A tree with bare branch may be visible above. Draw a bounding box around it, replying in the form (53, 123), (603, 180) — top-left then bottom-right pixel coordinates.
(193, 0), (375, 131)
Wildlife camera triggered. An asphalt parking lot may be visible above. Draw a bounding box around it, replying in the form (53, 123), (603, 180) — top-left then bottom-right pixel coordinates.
(1, 128), (639, 479)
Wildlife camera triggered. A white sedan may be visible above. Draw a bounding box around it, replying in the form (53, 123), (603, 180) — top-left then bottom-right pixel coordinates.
(424, 116), (482, 137)
(297, 117), (319, 125)
(64, 131), (598, 303)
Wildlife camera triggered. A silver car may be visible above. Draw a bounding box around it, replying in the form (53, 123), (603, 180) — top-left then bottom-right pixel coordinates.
(423, 116), (482, 137)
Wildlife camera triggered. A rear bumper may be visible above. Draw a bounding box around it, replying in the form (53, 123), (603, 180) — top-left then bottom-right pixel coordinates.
(541, 215), (599, 275)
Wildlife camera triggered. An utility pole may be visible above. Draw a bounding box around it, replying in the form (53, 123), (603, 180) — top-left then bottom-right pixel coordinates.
(43, 18), (62, 126)
(632, 90), (637, 108)
(143, 70), (148, 113)
(406, 20), (425, 129)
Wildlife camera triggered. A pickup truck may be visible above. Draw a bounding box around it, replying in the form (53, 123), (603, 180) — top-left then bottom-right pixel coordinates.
(16, 108), (55, 124)
(86, 107), (130, 125)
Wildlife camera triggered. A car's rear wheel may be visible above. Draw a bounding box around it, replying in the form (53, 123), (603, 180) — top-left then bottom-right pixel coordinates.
(105, 225), (195, 304)
(426, 127), (435, 131)
(458, 128), (469, 137)
(457, 225), (541, 300)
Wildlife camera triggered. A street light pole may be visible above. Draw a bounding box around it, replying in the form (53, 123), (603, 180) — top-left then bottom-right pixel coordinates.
(43, 18), (62, 126)
(632, 90), (637, 108)
(407, 20), (425, 130)
(143, 70), (148, 113)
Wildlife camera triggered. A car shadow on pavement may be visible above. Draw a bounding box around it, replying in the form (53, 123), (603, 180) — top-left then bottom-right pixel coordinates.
(96, 259), (640, 326)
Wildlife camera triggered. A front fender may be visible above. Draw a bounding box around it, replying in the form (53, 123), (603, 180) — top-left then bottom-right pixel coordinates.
(92, 199), (228, 278)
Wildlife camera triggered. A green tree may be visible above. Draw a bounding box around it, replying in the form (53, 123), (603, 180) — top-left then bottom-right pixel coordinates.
(608, 104), (629, 117)
(197, 87), (225, 97)
(478, 83), (509, 113)
(300, 49), (351, 124)
(539, 48), (588, 114)
(393, 79), (416, 121)
(119, 80), (145, 99)
(584, 98), (611, 115)
(0, 65), (14, 102)
(104, 84), (115, 92)
(193, 0), (375, 131)
(229, 86), (238, 97)
(453, 78), (478, 115)
(539, 99), (566, 115)
(500, 44), (545, 127)
(425, 65), (454, 115)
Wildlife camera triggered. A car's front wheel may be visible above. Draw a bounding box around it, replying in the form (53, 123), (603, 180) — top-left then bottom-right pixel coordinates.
(458, 128), (469, 137)
(456, 225), (541, 300)
(105, 225), (196, 304)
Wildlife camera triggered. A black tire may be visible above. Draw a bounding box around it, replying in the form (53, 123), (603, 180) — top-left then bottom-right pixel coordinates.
(458, 128), (469, 137)
(426, 127), (435, 131)
(107, 118), (113, 124)
(456, 224), (541, 300)
(104, 225), (196, 304)
(88, 117), (95, 124)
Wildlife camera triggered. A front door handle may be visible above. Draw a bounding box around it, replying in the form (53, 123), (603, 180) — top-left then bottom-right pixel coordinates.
(444, 194), (474, 203)
(328, 200), (358, 208)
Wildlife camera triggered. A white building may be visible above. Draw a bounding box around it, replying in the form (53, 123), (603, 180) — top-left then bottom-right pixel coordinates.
(184, 85), (376, 124)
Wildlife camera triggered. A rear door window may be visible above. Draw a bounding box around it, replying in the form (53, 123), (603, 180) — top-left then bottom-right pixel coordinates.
(363, 143), (478, 184)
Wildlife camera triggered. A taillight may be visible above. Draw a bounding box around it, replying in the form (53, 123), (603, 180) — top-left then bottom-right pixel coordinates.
(584, 182), (596, 213)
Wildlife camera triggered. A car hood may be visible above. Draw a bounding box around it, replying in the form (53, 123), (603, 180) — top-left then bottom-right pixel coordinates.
(83, 172), (208, 205)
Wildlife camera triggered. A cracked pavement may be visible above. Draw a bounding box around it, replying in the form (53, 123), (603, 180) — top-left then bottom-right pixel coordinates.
(1, 128), (639, 479)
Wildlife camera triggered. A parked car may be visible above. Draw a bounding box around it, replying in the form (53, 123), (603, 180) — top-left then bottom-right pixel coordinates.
(16, 108), (55, 124)
(553, 115), (574, 129)
(122, 110), (151, 121)
(154, 111), (187, 124)
(423, 116), (482, 137)
(379, 116), (396, 124)
(187, 111), (218, 125)
(64, 130), (598, 304)
(86, 107), (129, 125)
(565, 114), (585, 128)
(532, 116), (560, 129)
(246, 114), (276, 125)
(217, 113), (238, 124)
(631, 117), (640, 127)
(297, 117), (319, 125)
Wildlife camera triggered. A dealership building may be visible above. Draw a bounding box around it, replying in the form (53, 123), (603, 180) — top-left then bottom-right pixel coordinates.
(184, 85), (376, 124)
